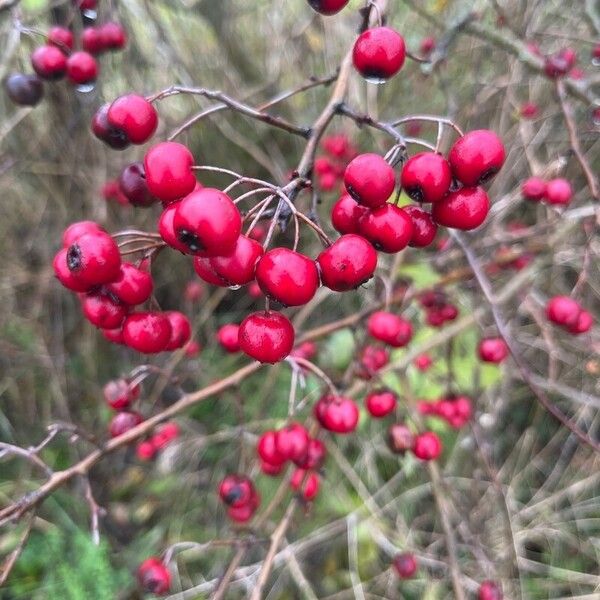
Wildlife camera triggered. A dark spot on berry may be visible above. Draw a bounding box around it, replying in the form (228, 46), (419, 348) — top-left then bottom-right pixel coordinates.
(177, 229), (205, 253)
(478, 167), (499, 184)
(405, 186), (424, 202)
(66, 244), (82, 271)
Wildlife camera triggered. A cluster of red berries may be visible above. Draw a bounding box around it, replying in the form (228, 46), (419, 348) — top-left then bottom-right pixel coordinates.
(315, 134), (357, 191)
(478, 337), (509, 363)
(418, 290), (459, 328)
(546, 296), (593, 335)
(218, 474), (261, 523)
(356, 344), (390, 380)
(53, 220), (192, 353)
(387, 424), (443, 461)
(418, 396), (473, 430)
(521, 176), (573, 206)
(137, 556), (171, 595)
(136, 422), (180, 461)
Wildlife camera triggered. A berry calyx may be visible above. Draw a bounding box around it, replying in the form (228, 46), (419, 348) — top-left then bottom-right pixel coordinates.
(144, 142), (196, 203)
(353, 27), (406, 83)
(400, 152), (452, 203)
(431, 187), (490, 231)
(448, 130), (505, 186)
(358, 204), (414, 253)
(238, 311), (295, 363)
(344, 153), (395, 208)
(107, 94), (158, 145)
(4, 73), (44, 106)
(137, 558), (171, 595)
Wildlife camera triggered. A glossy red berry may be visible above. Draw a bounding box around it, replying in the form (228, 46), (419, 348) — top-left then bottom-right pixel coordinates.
(66, 51), (98, 84)
(82, 27), (104, 54)
(4, 73), (44, 106)
(367, 311), (412, 347)
(478, 337), (508, 363)
(218, 474), (255, 508)
(106, 263), (153, 306)
(414, 354), (433, 371)
(478, 580), (503, 600)
(238, 311), (295, 363)
(255, 248), (320, 307)
(358, 204), (414, 253)
(217, 324), (240, 353)
(400, 153), (452, 203)
(331, 193), (367, 234)
(546, 296), (580, 327)
(545, 178), (572, 205)
(314, 395), (359, 434)
(82, 293), (128, 329)
(402, 205), (438, 247)
(307, 0), (349, 15)
(448, 130), (505, 186)
(164, 311), (192, 351)
(317, 234), (378, 291)
(353, 27), (406, 82)
(208, 235), (264, 286)
(144, 142), (196, 203)
(137, 558), (171, 595)
(53, 249), (90, 292)
(31, 45), (67, 80)
(344, 153), (395, 208)
(103, 378), (140, 411)
(365, 390), (397, 418)
(100, 22), (127, 50)
(387, 423), (415, 454)
(290, 341), (318, 362)
(275, 422), (310, 464)
(432, 187), (490, 230)
(257, 430), (286, 466)
(122, 312), (172, 353)
(290, 469), (320, 501)
(521, 177), (547, 201)
(173, 188), (242, 256)
(109, 410), (143, 437)
(136, 440), (156, 461)
(193, 257), (229, 287)
(108, 95), (158, 145)
(92, 104), (131, 150)
(569, 310), (593, 334)
(392, 553), (418, 579)
(62, 221), (103, 247)
(65, 230), (121, 287)
(296, 438), (326, 470)
(412, 431), (442, 460)
(47, 27), (73, 52)
(158, 202), (188, 253)
(152, 422), (180, 450)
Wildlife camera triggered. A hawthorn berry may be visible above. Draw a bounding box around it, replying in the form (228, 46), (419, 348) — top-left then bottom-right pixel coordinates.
(219, 474), (255, 508)
(164, 311), (192, 351)
(275, 422), (310, 464)
(307, 0), (349, 15)
(290, 469), (320, 501)
(193, 257), (229, 287)
(420, 36), (436, 56)
(261, 460), (284, 476)
(173, 188), (242, 256)
(109, 410), (143, 437)
(108, 95), (158, 145)
(344, 153), (395, 208)
(365, 390), (397, 418)
(118, 163), (156, 207)
(388, 423), (415, 454)
(47, 27), (74, 52)
(100, 22), (128, 51)
(82, 27), (105, 54)
(122, 312), (172, 353)
(82, 293), (128, 329)
(137, 558), (171, 595)
(314, 394), (359, 433)
(353, 27), (406, 83)
(296, 438), (326, 470)
(136, 440), (157, 461)
(569, 309), (593, 334)
(238, 311), (295, 363)
(331, 193), (366, 234)
(184, 281), (203, 302)
(66, 51), (98, 84)
(414, 354), (433, 371)
(448, 130), (506, 186)
(152, 422), (180, 450)
(290, 341), (318, 362)
(217, 324), (241, 353)
(317, 234), (378, 292)
(257, 430), (286, 466)
(545, 178), (572, 205)
(521, 177), (547, 201)
(184, 340), (202, 357)
(392, 553), (418, 579)
(402, 205), (438, 247)
(64, 230), (121, 287)
(103, 378), (140, 411)
(358, 203), (414, 253)
(92, 104), (131, 150)
(478, 337), (508, 363)
(431, 187), (490, 231)
(544, 48), (576, 78)
(102, 327), (124, 344)
(412, 431), (442, 460)
(31, 45), (67, 80)
(159, 203), (188, 253)
(400, 153), (452, 203)
(144, 142), (196, 203)
(4, 73), (44, 106)
(546, 296), (580, 327)
(208, 235), (263, 286)
(227, 501), (258, 523)
(255, 248), (320, 306)
(356, 344), (389, 380)
(520, 102), (539, 119)
(53, 249), (90, 292)
(106, 263), (153, 306)
(478, 580), (503, 600)
(367, 311), (412, 347)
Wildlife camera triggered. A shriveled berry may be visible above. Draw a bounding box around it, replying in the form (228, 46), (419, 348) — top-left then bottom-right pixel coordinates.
(4, 73), (44, 106)
(103, 378), (140, 411)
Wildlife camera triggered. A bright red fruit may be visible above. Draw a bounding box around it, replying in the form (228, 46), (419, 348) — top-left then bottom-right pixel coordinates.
(358, 204), (414, 253)
(402, 205), (438, 247)
(356, 344), (389, 380)
(478, 580), (503, 600)
(546, 296), (580, 327)
(103, 378), (140, 411)
(31, 46), (67, 80)
(217, 324), (240, 353)
(307, 0), (349, 15)
(367, 311), (412, 347)
(448, 130), (505, 186)
(545, 178), (572, 205)
(290, 469), (320, 501)
(352, 27), (406, 82)
(257, 431), (285, 466)
(544, 48), (577, 78)
(106, 263), (153, 306)
(317, 234), (378, 291)
(137, 558), (171, 595)
(365, 390), (397, 418)
(388, 423), (415, 454)
(53, 249), (90, 292)
(193, 257), (228, 287)
(400, 153), (452, 203)
(47, 27), (73, 52)
(420, 36), (436, 55)
(108, 95), (158, 145)
(414, 353), (433, 371)
(136, 441), (156, 461)
(158, 202), (188, 253)
(218, 474), (255, 508)
(296, 438), (326, 470)
(412, 431), (442, 460)
(100, 22), (128, 50)
(122, 312), (172, 353)
(173, 188), (242, 256)
(164, 311), (192, 351)
(261, 460), (284, 476)
(521, 177), (547, 201)
(478, 337), (508, 363)
(569, 310), (593, 334)
(62, 221), (104, 247)
(431, 187), (490, 230)
(82, 294), (128, 329)
(255, 248), (319, 307)
(66, 51), (98, 84)
(344, 153), (395, 208)
(331, 193), (366, 234)
(206, 235), (263, 286)
(314, 395), (359, 433)
(520, 102), (539, 119)
(102, 327), (124, 344)
(275, 423), (310, 463)
(392, 553), (418, 579)
(152, 422), (180, 450)
(109, 411), (143, 437)
(65, 230), (121, 287)
(144, 142), (196, 203)
(238, 311), (295, 363)
(82, 27), (104, 54)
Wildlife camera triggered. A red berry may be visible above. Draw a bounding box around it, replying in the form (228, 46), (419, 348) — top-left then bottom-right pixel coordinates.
(414, 354), (433, 371)
(109, 410), (143, 437)
(108, 95), (158, 145)
(137, 558), (171, 595)
(82, 27), (105, 54)
(388, 423), (415, 454)
(307, 0), (349, 15)
(66, 51), (98, 84)
(53, 248), (90, 292)
(4, 73), (44, 107)
(546, 296), (581, 327)
(400, 152), (452, 203)
(31, 46), (67, 80)
(238, 311), (295, 363)
(261, 460), (284, 476)
(219, 474), (255, 508)
(158, 202), (189, 253)
(331, 193), (367, 234)
(365, 390), (397, 418)
(412, 431), (442, 460)
(478, 580), (503, 600)
(173, 188), (242, 256)
(344, 153), (395, 208)
(257, 430), (286, 466)
(420, 36), (436, 55)
(255, 248), (320, 307)
(184, 340), (202, 357)
(122, 312), (172, 353)
(478, 337), (508, 363)
(290, 341), (318, 362)
(356, 344), (389, 380)
(193, 257), (229, 287)
(568, 309), (593, 334)
(82, 293), (128, 329)
(209, 235), (263, 286)
(290, 469), (320, 501)
(184, 281), (203, 302)
(367, 311), (412, 347)
(136, 441), (156, 461)
(100, 22), (127, 50)
(392, 553), (418, 579)
(92, 104), (131, 150)
(152, 422), (180, 450)
(118, 162), (156, 207)
(317, 234), (378, 291)
(431, 187), (490, 230)
(353, 27), (406, 82)
(544, 48), (576, 78)
(314, 395), (359, 434)
(358, 204), (414, 253)
(448, 130), (505, 186)
(103, 378), (140, 411)
(164, 311), (192, 351)
(102, 327), (124, 344)
(402, 205), (438, 247)
(545, 178), (572, 205)
(275, 423), (310, 464)
(106, 263), (153, 306)
(65, 230), (121, 287)
(144, 142), (196, 203)
(295, 438), (326, 470)
(47, 26), (73, 52)
(520, 102), (539, 119)
(217, 324), (241, 353)
(521, 177), (547, 201)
